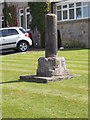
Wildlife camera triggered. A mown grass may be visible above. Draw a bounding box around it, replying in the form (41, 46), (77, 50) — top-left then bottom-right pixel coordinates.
(0, 49), (88, 118)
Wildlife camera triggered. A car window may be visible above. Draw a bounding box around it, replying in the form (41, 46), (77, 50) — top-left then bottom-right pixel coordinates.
(0, 30), (2, 37)
(19, 28), (26, 34)
(2, 29), (8, 37)
(7, 29), (19, 36)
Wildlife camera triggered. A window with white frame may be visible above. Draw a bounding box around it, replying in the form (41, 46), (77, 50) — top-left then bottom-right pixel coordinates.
(1, 16), (4, 28)
(62, 5), (68, 20)
(56, 2), (88, 22)
(76, 2), (82, 18)
(25, 7), (30, 30)
(69, 3), (74, 19)
(83, 2), (88, 18)
(19, 9), (24, 27)
(57, 6), (62, 21)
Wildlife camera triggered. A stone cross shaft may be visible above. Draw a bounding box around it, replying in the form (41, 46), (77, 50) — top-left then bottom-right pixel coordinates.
(45, 14), (58, 58)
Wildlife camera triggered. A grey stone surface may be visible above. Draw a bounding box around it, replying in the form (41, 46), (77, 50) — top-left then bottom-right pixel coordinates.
(20, 74), (79, 83)
(57, 19), (89, 48)
(37, 57), (69, 77)
(45, 14), (58, 58)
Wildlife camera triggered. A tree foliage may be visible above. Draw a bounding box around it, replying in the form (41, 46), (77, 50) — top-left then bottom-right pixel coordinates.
(28, 2), (50, 48)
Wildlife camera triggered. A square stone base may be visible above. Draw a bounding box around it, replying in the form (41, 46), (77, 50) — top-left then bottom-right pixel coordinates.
(20, 74), (79, 83)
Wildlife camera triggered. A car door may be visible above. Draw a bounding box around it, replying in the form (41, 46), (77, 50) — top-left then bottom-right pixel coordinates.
(0, 29), (8, 50)
(1, 29), (19, 49)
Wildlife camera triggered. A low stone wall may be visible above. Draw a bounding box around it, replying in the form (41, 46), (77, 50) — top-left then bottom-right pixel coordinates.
(57, 19), (89, 48)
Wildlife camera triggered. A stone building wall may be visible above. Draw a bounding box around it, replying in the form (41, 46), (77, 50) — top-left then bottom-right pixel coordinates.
(10, 2), (41, 48)
(57, 19), (89, 48)
(11, 2), (28, 29)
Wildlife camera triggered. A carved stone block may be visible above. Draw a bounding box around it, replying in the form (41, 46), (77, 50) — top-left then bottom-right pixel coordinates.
(37, 57), (69, 77)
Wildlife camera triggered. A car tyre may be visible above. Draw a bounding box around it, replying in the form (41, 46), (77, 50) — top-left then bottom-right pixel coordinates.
(17, 41), (29, 52)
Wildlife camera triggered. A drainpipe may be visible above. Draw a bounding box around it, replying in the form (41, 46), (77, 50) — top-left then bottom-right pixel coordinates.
(4, 0), (7, 27)
(51, 2), (54, 13)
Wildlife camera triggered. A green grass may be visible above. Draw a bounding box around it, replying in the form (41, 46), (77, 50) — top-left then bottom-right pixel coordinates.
(0, 49), (88, 118)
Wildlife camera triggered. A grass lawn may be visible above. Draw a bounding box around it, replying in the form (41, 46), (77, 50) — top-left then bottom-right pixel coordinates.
(0, 49), (88, 118)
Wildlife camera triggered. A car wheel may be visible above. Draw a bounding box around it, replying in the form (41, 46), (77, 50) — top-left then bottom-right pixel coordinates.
(18, 41), (29, 52)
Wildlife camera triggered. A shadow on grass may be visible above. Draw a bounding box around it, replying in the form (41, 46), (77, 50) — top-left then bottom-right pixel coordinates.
(0, 79), (46, 84)
(0, 80), (24, 84)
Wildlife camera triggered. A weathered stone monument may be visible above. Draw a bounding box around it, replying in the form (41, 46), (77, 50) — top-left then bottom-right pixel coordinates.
(37, 14), (69, 77)
(20, 14), (74, 83)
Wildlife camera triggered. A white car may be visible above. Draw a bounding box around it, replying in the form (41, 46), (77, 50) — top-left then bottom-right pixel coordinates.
(0, 27), (32, 52)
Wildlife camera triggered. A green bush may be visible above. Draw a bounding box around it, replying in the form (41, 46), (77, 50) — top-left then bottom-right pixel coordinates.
(28, 2), (50, 48)
(64, 40), (86, 48)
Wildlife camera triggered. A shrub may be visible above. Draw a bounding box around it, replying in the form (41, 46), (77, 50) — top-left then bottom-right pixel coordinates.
(28, 2), (50, 48)
(64, 40), (86, 48)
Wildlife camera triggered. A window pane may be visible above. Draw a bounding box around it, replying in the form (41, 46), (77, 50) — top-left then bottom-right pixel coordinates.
(83, 2), (88, 6)
(27, 8), (30, 13)
(0, 30), (2, 37)
(2, 16), (4, 20)
(2, 16), (4, 28)
(21, 16), (23, 27)
(76, 2), (81, 7)
(2, 30), (7, 37)
(63, 5), (67, 9)
(2, 21), (4, 28)
(69, 9), (74, 19)
(27, 14), (30, 29)
(57, 11), (62, 20)
(83, 6), (88, 17)
(69, 3), (74, 8)
(7, 29), (19, 36)
(76, 8), (82, 18)
(63, 10), (67, 19)
(20, 9), (23, 14)
(57, 6), (61, 10)
(19, 28), (26, 33)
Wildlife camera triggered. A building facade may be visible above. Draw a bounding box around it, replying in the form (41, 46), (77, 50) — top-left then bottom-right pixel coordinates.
(0, 2), (41, 47)
(0, 2), (31, 30)
(0, 1), (90, 48)
(55, 0), (90, 48)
